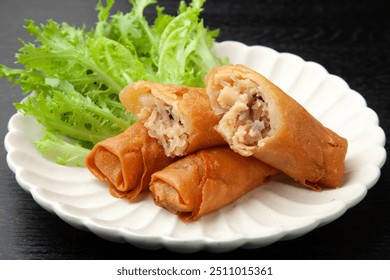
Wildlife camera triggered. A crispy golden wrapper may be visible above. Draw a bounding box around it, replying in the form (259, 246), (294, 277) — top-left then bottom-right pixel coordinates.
(150, 146), (279, 222)
(119, 81), (224, 157)
(205, 64), (348, 189)
(85, 121), (176, 201)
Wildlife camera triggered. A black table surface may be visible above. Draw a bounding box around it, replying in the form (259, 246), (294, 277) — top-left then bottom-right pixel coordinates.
(0, 0), (389, 260)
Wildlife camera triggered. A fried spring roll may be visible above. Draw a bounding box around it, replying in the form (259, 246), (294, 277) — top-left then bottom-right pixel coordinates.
(119, 81), (224, 157)
(85, 121), (176, 200)
(150, 147), (279, 222)
(205, 64), (348, 190)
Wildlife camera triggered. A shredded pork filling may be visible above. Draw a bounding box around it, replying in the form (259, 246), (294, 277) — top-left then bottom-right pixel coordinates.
(142, 97), (188, 157)
(217, 77), (271, 151)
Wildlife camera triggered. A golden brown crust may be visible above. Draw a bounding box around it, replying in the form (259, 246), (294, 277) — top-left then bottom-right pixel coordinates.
(85, 121), (176, 201)
(150, 146), (279, 222)
(119, 81), (225, 157)
(206, 64), (348, 189)
(119, 81), (186, 116)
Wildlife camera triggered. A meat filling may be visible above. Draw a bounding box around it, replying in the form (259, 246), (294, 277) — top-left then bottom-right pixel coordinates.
(216, 76), (272, 155)
(140, 96), (188, 157)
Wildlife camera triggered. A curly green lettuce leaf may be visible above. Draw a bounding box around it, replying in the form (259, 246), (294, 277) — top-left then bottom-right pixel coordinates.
(0, 0), (226, 167)
(0, 65), (48, 93)
(96, 0), (158, 56)
(34, 131), (91, 167)
(18, 19), (144, 93)
(155, 0), (221, 86)
(96, 0), (223, 86)
(15, 88), (135, 146)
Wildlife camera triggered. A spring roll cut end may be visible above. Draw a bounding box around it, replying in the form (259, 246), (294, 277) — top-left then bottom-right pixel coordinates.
(206, 64), (348, 189)
(207, 66), (278, 157)
(150, 180), (195, 214)
(123, 81), (224, 157)
(86, 122), (175, 201)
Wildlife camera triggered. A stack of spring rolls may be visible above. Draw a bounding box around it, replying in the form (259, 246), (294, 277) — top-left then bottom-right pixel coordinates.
(86, 64), (348, 222)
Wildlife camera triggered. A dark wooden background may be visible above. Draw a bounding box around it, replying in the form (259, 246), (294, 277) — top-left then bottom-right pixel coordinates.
(0, 0), (389, 259)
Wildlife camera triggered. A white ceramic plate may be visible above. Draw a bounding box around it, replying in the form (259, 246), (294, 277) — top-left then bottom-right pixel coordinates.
(4, 41), (387, 253)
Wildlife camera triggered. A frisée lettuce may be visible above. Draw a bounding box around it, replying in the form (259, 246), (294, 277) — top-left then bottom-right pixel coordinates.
(0, 0), (225, 167)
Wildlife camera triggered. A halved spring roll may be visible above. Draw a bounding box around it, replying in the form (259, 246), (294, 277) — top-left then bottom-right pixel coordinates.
(150, 146), (279, 222)
(85, 121), (176, 201)
(205, 64), (348, 190)
(119, 81), (225, 157)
